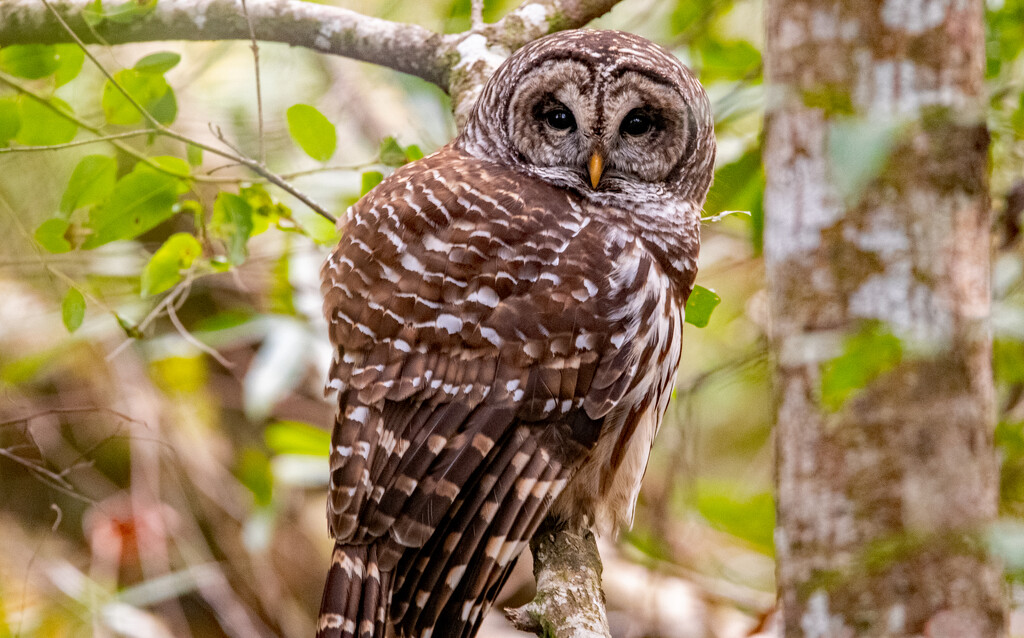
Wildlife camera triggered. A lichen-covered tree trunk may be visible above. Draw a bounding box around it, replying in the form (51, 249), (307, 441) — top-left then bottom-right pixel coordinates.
(764, 1), (1006, 636)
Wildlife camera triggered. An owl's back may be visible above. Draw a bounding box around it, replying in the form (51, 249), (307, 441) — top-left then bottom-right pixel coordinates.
(318, 145), (688, 638)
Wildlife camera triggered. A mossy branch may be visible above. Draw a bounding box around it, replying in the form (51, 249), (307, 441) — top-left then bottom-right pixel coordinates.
(506, 521), (611, 638)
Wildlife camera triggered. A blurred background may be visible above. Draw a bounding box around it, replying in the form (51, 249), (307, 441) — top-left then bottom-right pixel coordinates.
(0, 0), (1022, 636)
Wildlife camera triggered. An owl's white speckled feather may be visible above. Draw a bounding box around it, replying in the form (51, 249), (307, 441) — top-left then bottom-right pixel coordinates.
(317, 28), (714, 638)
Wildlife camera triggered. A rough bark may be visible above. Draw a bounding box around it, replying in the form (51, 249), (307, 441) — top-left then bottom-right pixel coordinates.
(506, 523), (612, 638)
(764, 1), (1006, 636)
(0, 0), (621, 124)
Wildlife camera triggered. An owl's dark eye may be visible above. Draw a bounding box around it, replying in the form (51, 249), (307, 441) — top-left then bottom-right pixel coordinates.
(543, 108), (576, 131)
(620, 109), (655, 136)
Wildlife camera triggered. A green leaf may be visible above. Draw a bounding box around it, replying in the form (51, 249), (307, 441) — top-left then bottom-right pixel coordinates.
(270, 249), (296, 315)
(240, 183), (290, 236)
(61, 289), (85, 333)
(360, 171), (383, 196)
(16, 96), (77, 145)
(186, 143), (203, 166)
(0, 98), (20, 146)
(0, 44), (60, 79)
(83, 165), (183, 248)
(141, 232), (202, 296)
(265, 420), (331, 457)
(101, 68), (171, 126)
(379, 136), (408, 167)
(82, 0), (105, 26)
(148, 155), (191, 182)
(696, 480), (775, 555)
(684, 285), (721, 328)
(286, 104), (336, 161)
(53, 44), (85, 86)
(102, 0), (157, 24)
(60, 155), (117, 216)
(115, 314), (143, 339)
(995, 338), (1024, 385)
(699, 39), (762, 83)
(212, 192), (253, 266)
(134, 52), (181, 74)
(236, 448), (274, 507)
(35, 218), (72, 253)
(148, 86), (178, 125)
(405, 144), (424, 161)
(820, 322), (903, 411)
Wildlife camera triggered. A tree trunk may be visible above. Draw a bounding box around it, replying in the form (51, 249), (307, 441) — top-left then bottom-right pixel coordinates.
(764, 1), (1006, 636)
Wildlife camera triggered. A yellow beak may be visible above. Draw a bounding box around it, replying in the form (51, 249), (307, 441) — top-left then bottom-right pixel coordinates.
(588, 152), (604, 189)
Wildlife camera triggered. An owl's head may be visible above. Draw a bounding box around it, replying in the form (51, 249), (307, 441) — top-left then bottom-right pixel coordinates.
(458, 29), (715, 206)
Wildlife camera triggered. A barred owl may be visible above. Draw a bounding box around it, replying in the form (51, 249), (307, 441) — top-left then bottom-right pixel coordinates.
(318, 29), (714, 638)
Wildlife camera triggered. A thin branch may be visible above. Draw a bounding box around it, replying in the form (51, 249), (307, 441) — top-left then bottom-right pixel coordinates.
(207, 126), (336, 223)
(0, 71), (336, 223)
(0, 446), (97, 504)
(279, 161), (377, 179)
(166, 290), (235, 369)
(0, 72), (235, 184)
(105, 276), (193, 362)
(239, 0), (265, 165)
(0, 130), (153, 153)
(41, 0), (166, 131)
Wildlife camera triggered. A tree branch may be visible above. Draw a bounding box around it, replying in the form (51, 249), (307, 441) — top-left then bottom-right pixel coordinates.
(0, 0), (622, 122)
(0, 0), (451, 87)
(506, 521), (612, 638)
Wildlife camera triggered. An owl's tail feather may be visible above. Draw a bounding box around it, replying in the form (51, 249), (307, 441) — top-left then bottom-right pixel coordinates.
(317, 543), (391, 638)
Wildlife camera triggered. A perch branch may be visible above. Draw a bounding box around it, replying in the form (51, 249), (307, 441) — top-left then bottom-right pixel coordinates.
(506, 521), (612, 638)
(0, 0), (622, 122)
(0, 0), (450, 87)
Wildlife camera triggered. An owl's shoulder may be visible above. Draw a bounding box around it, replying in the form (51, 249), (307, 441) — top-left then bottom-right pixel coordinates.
(349, 146), (579, 227)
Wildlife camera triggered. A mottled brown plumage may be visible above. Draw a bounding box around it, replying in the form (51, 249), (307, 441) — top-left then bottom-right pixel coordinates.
(318, 29), (714, 638)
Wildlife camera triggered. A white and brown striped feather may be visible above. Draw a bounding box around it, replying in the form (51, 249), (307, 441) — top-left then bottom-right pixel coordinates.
(316, 28), (713, 638)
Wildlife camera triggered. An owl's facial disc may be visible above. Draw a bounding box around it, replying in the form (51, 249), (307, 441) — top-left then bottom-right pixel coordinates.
(506, 58), (697, 197)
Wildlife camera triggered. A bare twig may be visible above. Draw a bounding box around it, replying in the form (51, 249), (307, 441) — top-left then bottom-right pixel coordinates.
(166, 292), (235, 369)
(208, 126), (336, 223)
(0, 130), (153, 153)
(0, 406), (147, 429)
(239, 0), (265, 165)
(0, 446), (96, 504)
(106, 277), (193, 362)
(41, 0), (166, 130)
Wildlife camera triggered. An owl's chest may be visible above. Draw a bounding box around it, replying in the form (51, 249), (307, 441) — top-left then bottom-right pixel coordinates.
(550, 253), (685, 533)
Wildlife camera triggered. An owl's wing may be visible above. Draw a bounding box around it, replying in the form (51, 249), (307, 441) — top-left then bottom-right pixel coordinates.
(320, 148), (676, 636)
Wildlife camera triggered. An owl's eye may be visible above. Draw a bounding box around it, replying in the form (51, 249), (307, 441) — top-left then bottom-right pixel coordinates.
(543, 108), (576, 131)
(620, 109), (655, 136)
